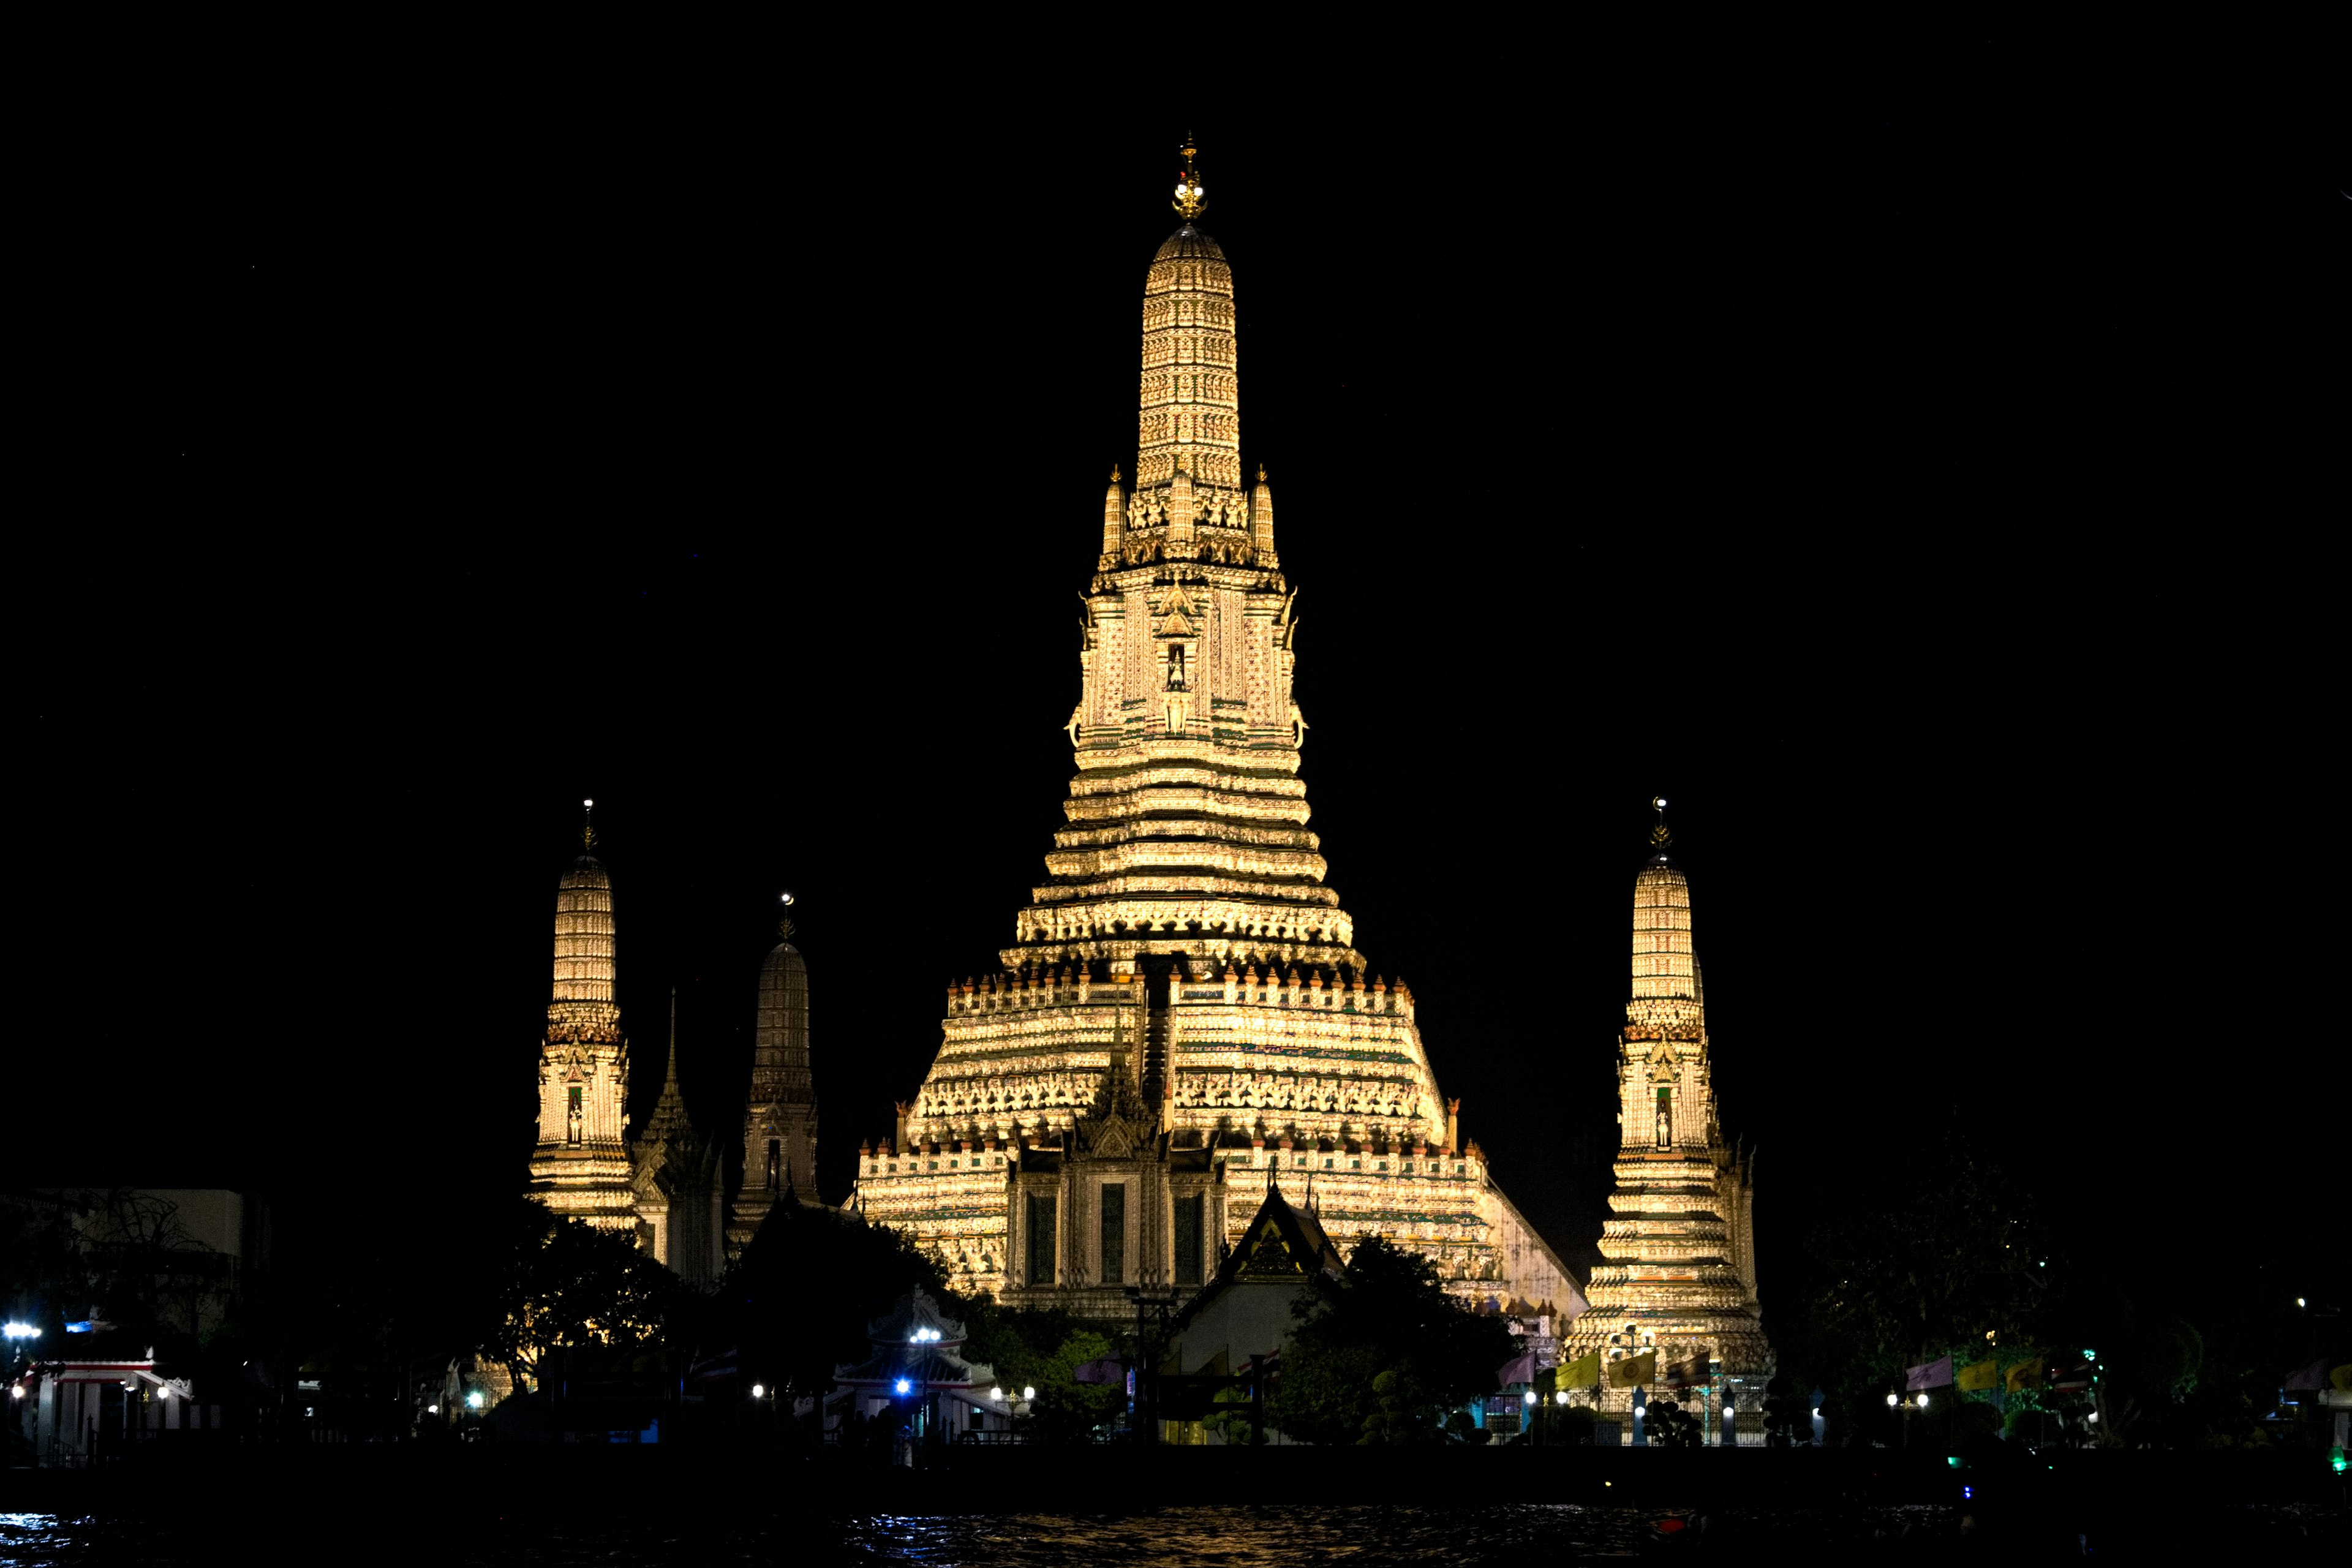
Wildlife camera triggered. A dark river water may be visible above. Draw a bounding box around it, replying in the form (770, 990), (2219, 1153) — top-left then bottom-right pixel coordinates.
(4, 1500), (2342, 1562)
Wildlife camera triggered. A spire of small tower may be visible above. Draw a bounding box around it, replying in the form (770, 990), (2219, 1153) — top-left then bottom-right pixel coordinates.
(581, 797), (597, 850)
(641, 985), (693, 1144)
(1630, 809), (1698, 1011)
(1251, 465), (1276, 556)
(1102, 466), (1125, 556)
(663, 987), (681, 1094)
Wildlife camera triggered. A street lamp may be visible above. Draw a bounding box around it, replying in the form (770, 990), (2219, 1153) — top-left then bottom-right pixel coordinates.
(1022, 1385), (1036, 1401)
(751, 1383), (765, 1400)
(1555, 1390), (1570, 1407)
(1886, 1393), (1899, 1408)
(1915, 1392), (1929, 1409)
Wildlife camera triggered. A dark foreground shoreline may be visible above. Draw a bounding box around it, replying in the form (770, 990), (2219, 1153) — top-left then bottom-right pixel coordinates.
(4, 1447), (2345, 1562)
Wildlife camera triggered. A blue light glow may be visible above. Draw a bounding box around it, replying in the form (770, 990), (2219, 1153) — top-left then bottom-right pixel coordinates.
(895, 1378), (912, 1395)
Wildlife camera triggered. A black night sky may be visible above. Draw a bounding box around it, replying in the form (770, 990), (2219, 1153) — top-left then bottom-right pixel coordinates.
(17, 74), (2342, 1326)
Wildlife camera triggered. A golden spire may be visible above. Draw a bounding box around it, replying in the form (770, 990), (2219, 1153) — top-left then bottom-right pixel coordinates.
(1110, 464), (1121, 483)
(581, 797), (597, 851)
(1649, 796), (1672, 851)
(1257, 464), (1267, 483)
(1172, 135), (1206, 220)
(778, 889), (796, 943)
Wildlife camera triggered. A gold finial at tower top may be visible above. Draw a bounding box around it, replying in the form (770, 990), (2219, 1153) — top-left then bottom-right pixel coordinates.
(1110, 464), (1121, 483)
(1172, 136), (1207, 221)
(581, 798), (597, 850)
(1257, 465), (1267, 483)
(1649, 796), (1672, 851)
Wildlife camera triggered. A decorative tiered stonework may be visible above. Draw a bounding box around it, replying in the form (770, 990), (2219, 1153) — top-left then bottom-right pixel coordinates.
(527, 807), (638, 1232)
(1560, 804), (1772, 1409)
(729, 920), (818, 1255)
(851, 154), (1580, 1325)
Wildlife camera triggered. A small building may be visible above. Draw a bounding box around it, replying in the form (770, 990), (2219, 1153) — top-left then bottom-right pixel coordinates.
(1159, 1178), (1346, 1444)
(20, 1352), (214, 1466)
(826, 1287), (1016, 1447)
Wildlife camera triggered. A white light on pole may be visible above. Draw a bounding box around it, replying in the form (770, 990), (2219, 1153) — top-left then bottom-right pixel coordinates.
(751, 1383), (764, 1400)
(1022, 1386), (1036, 1401)
(1886, 1393), (1899, 1408)
(1916, 1392), (1929, 1409)
(1555, 1390), (1570, 1406)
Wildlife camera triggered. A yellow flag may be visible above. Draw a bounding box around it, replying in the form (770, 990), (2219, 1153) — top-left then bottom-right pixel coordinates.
(1559, 1350), (1602, 1389)
(1956, 1360), (1999, 1393)
(2005, 1357), (2045, 1392)
(1609, 1349), (1657, 1389)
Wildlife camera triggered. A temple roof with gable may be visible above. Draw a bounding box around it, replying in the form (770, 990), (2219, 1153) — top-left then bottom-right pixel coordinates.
(1169, 1177), (1346, 1338)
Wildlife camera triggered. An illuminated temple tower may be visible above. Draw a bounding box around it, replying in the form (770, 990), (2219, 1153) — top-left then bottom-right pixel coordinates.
(1561, 801), (1771, 1409)
(728, 914), (818, 1254)
(527, 803), (638, 1232)
(524, 804), (725, 1284)
(851, 146), (1580, 1323)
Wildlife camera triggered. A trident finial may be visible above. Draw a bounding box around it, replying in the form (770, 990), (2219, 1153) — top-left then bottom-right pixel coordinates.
(1649, 796), (1672, 852)
(1172, 136), (1206, 221)
(1110, 464), (1121, 483)
(778, 891), (797, 943)
(581, 798), (597, 850)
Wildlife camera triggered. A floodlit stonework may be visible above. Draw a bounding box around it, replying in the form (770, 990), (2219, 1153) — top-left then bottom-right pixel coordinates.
(525, 807), (764, 1287)
(527, 817), (639, 1234)
(1559, 805), (1773, 1409)
(851, 152), (1580, 1324)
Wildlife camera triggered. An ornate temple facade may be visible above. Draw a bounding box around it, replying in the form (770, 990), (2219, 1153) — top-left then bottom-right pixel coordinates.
(524, 807), (804, 1287)
(850, 149), (1580, 1324)
(1559, 804), (1771, 1409)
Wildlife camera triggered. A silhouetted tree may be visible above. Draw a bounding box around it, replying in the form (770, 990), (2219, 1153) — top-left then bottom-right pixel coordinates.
(1275, 1237), (1514, 1445)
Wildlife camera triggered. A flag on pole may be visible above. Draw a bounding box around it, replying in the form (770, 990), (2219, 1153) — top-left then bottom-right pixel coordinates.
(1956, 1360), (1999, 1393)
(1905, 1355), (1954, 1391)
(1609, 1350), (1657, 1389)
(1558, 1350), (1602, 1389)
(1496, 1351), (1536, 1390)
(2005, 1357), (2045, 1392)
